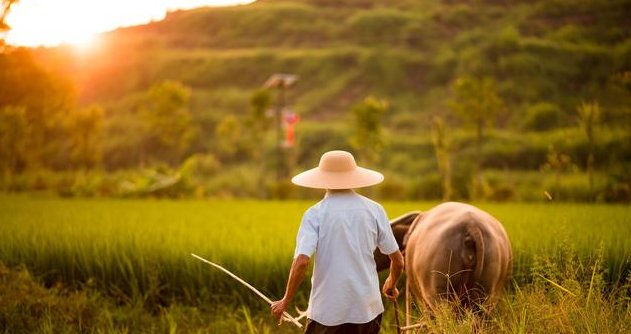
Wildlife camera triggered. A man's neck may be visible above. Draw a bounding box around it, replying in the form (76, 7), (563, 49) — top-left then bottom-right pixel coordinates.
(325, 189), (354, 197)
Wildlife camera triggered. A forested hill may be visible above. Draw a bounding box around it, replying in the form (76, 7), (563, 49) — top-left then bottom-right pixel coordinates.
(3, 0), (630, 201)
(49, 0), (631, 119)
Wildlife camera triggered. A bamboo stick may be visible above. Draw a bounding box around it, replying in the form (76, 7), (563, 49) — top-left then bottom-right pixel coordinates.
(191, 253), (303, 328)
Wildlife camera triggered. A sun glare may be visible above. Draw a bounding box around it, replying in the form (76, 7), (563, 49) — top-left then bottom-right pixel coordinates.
(7, 20), (99, 50)
(5, 1), (254, 48)
(6, 1), (111, 48)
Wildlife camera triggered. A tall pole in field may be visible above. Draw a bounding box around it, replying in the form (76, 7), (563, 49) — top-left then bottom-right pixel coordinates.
(264, 74), (298, 182)
(276, 84), (285, 181)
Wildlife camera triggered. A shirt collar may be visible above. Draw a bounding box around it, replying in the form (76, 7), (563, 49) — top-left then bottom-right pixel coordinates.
(324, 189), (355, 198)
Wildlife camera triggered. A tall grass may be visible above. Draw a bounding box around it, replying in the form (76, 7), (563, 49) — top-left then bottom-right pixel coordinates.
(0, 196), (629, 332)
(397, 233), (631, 334)
(0, 197), (310, 305)
(483, 202), (631, 285)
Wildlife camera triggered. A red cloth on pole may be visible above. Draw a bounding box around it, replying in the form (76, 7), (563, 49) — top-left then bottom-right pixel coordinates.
(283, 111), (300, 147)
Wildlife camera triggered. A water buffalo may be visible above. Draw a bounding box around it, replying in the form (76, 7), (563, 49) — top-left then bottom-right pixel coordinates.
(375, 202), (512, 312)
(374, 211), (419, 271)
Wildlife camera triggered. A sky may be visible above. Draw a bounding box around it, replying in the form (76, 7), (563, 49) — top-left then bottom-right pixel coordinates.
(6, 0), (254, 47)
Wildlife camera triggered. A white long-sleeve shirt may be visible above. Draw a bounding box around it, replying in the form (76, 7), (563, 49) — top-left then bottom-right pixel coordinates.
(294, 190), (399, 326)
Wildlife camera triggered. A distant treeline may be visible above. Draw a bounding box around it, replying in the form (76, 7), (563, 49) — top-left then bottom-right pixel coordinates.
(1, 0), (630, 201)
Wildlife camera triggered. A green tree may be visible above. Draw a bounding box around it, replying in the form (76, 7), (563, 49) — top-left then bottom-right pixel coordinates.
(349, 96), (388, 166)
(577, 101), (601, 198)
(245, 89), (272, 161)
(0, 49), (74, 169)
(67, 105), (104, 169)
(541, 145), (575, 201)
(142, 81), (197, 165)
(431, 116), (452, 201)
(215, 114), (242, 161)
(0, 105), (29, 186)
(245, 89), (272, 197)
(450, 76), (504, 200)
(522, 102), (565, 131)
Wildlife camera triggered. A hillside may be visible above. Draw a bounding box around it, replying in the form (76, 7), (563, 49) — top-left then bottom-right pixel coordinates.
(5, 0), (631, 201)
(43, 0), (630, 118)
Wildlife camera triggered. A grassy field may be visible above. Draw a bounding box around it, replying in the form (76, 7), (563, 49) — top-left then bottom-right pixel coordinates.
(0, 195), (630, 333)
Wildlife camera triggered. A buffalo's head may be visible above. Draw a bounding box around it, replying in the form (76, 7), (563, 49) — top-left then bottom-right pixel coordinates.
(374, 211), (420, 271)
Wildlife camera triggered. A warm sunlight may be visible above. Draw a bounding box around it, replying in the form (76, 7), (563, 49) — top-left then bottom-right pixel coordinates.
(5, 0), (254, 47)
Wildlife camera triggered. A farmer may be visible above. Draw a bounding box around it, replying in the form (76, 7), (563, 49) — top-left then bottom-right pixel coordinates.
(271, 150), (404, 334)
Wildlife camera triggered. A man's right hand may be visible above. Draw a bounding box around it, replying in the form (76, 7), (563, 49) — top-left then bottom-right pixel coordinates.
(270, 298), (288, 325)
(271, 298), (289, 322)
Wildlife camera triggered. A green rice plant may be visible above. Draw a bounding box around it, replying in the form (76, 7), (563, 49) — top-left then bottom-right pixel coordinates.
(0, 196), (629, 333)
(489, 254), (631, 334)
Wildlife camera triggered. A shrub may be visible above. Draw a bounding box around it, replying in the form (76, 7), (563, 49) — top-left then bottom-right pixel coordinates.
(0, 263), (101, 333)
(179, 154), (221, 181)
(295, 122), (351, 167)
(522, 102), (566, 131)
(603, 166), (631, 203)
(115, 167), (189, 198)
(265, 179), (295, 200)
(388, 112), (421, 133)
(489, 181), (518, 202)
(346, 9), (412, 45)
(377, 173), (408, 201)
(204, 165), (261, 198)
(541, 172), (602, 202)
(407, 173), (442, 200)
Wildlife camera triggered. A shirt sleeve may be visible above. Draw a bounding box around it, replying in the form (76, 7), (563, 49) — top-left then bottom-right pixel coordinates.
(294, 208), (318, 258)
(376, 205), (399, 255)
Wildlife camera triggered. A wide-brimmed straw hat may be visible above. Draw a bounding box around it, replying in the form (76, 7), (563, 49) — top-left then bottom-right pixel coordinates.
(291, 150), (384, 189)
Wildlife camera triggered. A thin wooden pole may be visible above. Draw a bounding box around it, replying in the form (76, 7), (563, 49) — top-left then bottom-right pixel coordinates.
(191, 253), (303, 329)
(405, 277), (411, 328)
(393, 298), (402, 334)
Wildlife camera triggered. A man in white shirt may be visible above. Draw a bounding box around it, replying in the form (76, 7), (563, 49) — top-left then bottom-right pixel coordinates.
(271, 150), (405, 334)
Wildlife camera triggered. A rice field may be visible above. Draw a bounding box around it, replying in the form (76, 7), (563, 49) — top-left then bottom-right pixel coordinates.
(0, 195), (630, 333)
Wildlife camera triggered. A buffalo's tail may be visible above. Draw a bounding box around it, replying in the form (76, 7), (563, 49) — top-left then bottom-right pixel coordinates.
(460, 217), (486, 307)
